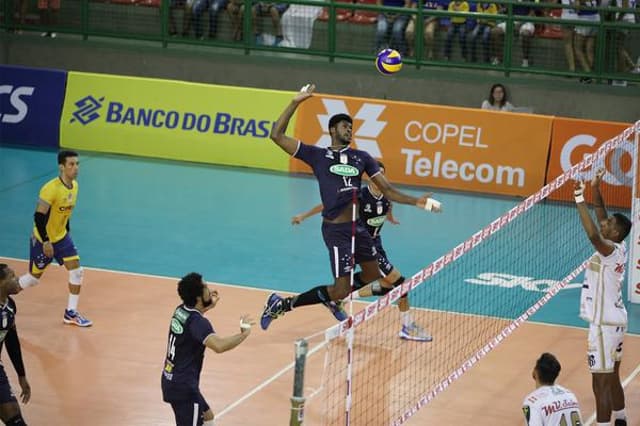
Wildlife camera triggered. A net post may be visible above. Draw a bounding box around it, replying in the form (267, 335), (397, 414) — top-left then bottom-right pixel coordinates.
(629, 121), (640, 303)
(290, 338), (309, 426)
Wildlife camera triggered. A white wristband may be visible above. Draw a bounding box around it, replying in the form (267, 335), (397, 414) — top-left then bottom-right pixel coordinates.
(575, 195), (585, 204)
(240, 320), (252, 331)
(424, 198), (441, 211)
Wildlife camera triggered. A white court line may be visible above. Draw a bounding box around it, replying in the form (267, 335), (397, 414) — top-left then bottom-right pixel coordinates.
(584, 361), (640, 426)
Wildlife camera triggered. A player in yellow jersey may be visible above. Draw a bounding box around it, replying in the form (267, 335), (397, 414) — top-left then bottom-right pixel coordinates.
(18, 151), (92, 327)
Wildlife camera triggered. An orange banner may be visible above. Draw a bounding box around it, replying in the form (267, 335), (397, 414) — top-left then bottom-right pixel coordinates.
(546, 117), (633, 208)
(291, 94), (553, 197)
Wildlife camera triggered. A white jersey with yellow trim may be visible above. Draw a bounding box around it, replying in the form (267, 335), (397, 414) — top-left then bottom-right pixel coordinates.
(580, 241), (628, 326)
(522, 385), (582, 426)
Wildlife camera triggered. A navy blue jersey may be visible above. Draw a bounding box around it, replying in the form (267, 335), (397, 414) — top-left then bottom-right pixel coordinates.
(0, 297), (16, 345)
(162, 305), (215, 393)
(359, 186), (391, 238)
(294, 142), (381, 220)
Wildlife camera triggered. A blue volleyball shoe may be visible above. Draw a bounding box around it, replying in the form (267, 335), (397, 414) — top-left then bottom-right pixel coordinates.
(63, 309), (93, 327)
(260, 293), (287, 330)
(324, 300), (348, 322)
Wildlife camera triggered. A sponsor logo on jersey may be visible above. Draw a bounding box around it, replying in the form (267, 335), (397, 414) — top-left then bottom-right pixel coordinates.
(170, 318), (184, 334)
(366, 215), (386, 227)
(329, 164), (359, 177)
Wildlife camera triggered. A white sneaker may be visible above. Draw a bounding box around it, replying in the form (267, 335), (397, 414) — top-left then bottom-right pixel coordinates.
(522, 58), (529, 68)
(491, 57), (499, 66)
(399, 323), (433, 342)
(631, 66), (640, 75)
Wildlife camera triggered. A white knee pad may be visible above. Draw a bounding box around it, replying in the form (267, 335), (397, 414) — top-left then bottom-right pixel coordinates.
(19, 274), (39, 290)
(69, 267), (84, 286)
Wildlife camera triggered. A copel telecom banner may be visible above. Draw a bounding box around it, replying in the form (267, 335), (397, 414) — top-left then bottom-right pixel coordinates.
(60, 72), (295, 171)
(292, 94), (554, 197)
(0, 65), (67, 148)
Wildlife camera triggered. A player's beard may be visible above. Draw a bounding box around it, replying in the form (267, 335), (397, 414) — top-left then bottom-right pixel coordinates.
(202, 295), (213, 307)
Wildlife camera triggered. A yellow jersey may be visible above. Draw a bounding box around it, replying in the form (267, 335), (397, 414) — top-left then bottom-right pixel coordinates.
(33, 177), (78, 243)
(448, 1), (469, 23)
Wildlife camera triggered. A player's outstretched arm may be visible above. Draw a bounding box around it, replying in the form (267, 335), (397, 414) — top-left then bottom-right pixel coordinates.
(371, 173), (442, 213)
(590, 168), (608, 222)
(292, 203), (323, 225)
(5, 326), (30, 403)
(574, 180), (614, 256)
(204, 315), (255, 354)
(270, 84), (316, 156)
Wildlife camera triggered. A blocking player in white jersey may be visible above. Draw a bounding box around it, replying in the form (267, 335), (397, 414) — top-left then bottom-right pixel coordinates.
(574, 169), (632, 426)
(522, 353), (582, 426)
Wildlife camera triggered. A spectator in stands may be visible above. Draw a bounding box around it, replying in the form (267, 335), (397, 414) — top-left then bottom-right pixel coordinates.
(405, 0), (444, 59)
(38, 0), (60, 37)
(279, 3), (323, 49)
(574, 0), (598, 82)
(443, 0), (469, 61)
(481, 83), (515, 111)
(469, 2), (498, 62)
(614, 0), (640, 74)
(192, 0), (228, 39)
(251, 2), (288, 45)
(492, 0), (536, 67)
(227, 0), (245, 41)
(375, 0), (411, 56)
(169, 0), (193, 36)
(558, 0), (577, 73)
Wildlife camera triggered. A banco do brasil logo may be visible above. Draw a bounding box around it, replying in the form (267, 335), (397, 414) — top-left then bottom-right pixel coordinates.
(69, 94), (273, 137)
(70, 95), (104, 125)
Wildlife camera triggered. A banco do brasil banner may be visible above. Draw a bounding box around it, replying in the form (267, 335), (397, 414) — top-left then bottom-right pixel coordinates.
(292, 94), (554, 197)
(60, 72), (295, 171)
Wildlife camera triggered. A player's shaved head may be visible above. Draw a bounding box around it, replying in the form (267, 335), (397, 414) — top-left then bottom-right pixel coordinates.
(535, 353), (561, 385)
(328, 114), (352, 131)
(612, 213), (631, 242)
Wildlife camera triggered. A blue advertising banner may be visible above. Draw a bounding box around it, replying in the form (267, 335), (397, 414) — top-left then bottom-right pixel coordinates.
(0, 65), (67, 148)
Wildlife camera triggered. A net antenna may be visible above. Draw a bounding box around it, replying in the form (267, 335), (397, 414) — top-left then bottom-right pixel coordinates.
(290, 338), (309, 426)
(628, 121), (640, 303)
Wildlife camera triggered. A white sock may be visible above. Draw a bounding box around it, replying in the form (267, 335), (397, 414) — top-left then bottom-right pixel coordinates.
(203, 419), (215, 426)
(67, 294), (80, 311)
(613, 409), (626, 420)
(19, 274), (39, 289)
(597, 423), (610, 426)
(401, 311), (412, 327)
(351, 291), (361, 300)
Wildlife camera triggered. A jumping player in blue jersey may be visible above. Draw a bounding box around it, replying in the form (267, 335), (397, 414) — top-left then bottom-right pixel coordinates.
(0, 265), (31, 426)
(161, 273), (254, 426)
(292, 161), (433, 342)
(261, 83), (442, 330)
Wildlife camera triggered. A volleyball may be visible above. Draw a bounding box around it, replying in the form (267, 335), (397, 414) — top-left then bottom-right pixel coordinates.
(375, 48), (403, 75)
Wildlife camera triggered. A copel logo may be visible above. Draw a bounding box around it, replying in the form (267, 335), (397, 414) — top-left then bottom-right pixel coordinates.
(560, 134), (633, 187)
(314, 98), (386, 158)
(0, 85), (35, 124)
(70, 95), (104, 125)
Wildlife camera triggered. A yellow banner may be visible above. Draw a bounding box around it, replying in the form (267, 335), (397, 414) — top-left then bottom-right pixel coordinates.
(60, 72), (294, 171)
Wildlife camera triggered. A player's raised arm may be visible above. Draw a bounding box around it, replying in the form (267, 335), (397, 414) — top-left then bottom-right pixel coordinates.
(270, 84), (316, 156)
(371, 173), (442, 213)
(574, 180), (614, 256)
(292, 203), (324, 225)
(590, 168), (608, 222)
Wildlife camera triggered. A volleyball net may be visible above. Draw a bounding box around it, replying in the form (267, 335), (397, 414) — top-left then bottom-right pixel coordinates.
(293, 121), (640, 425)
